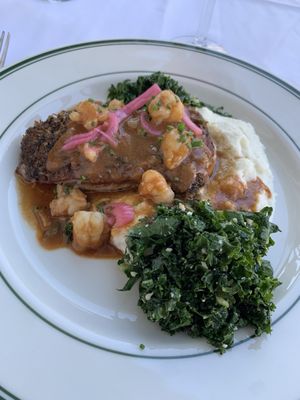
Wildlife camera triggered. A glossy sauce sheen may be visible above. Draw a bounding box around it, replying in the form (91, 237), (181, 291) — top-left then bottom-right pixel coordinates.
(16, 108), (270, 257)
(202, 150), (271, 211)
(16, 109), (214, 258)
(16, 176), (122, 259)
(46, 111), (214, 193)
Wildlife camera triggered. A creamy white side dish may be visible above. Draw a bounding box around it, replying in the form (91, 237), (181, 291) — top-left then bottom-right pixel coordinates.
(198, 107), (273, 211)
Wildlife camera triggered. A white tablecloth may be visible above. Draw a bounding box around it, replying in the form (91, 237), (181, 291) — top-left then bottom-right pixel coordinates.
(1, 0), (300, 88)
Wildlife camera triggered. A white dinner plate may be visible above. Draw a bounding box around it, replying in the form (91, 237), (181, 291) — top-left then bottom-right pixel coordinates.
(0, 40), (299, 400)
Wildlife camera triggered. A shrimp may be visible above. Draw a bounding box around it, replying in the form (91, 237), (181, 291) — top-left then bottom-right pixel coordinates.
(81, 142), (103, 163)
(72, 211), (108, 252)
(147, 90), (184, 124)
(138, 170), (174, 204)
(108, 99), (124, 111)
(69, 100), (108, 130)
(160, 128), (190, 170)
(50, 185), (87, 217)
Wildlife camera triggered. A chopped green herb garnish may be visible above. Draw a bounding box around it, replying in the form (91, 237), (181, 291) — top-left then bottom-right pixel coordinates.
(191, 139), (203, 148)
(80, 175), (87, 181)
(178, 133), (187, 143)
(177, 122), (185, 133)
(119, 201), (280, 353)
(96, 203), (105, 213)
(137, 128), (146, 136)
(139, 343), (145, 350)
(109, 148), (116, 157)
(151, 100), (161, 112)
(63, 185), (71, 195)
(177, 129), (193, 146)
(64, 222), (73, 242)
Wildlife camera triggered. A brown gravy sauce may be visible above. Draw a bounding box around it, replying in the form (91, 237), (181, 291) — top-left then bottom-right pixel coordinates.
(46, 112), (215, 194)
(201, 150), (271, 211)
(16, 175), (123, 259)
(17, 149), (271, 257)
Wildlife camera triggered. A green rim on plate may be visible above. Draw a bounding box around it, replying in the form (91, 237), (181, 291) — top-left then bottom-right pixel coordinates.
(0, 38), (299, 399)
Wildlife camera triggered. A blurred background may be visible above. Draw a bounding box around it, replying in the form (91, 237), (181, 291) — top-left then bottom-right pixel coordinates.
(1, 0), (300, 88)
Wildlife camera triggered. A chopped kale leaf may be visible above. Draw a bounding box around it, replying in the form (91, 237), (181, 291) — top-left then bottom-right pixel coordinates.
(119, 201), (280, 353)
(107, 72), (232, 117)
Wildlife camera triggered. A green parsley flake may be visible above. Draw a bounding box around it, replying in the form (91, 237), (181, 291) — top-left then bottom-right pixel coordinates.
(63, 185), (71, 195)
(191, 139), (203, 148)
(177, 122), (185, 133)
(178, 133), (187, 143)
(151, 100), (161, 112)
(109, 148), (116, 157)
(64, 222), (73, 242)
(96, 203), (105, 213)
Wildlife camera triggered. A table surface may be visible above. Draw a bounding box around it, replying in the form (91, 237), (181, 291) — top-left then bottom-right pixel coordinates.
(1, 0), (300, 89)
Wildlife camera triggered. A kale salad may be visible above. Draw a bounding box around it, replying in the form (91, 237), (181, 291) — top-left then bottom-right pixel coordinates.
(119, 201), (280, 353)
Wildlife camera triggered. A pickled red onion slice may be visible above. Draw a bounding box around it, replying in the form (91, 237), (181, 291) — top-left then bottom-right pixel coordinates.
(183, 111), (203, 137)
(62, 112), (118, 150)
(62, 129), (99, 150)
(63, 85), (162, 151)
(140, 112), (162, 136)
(117, 84), (161, 122)
(104, 203), (135, 228)
(101, 112), (118, 146)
